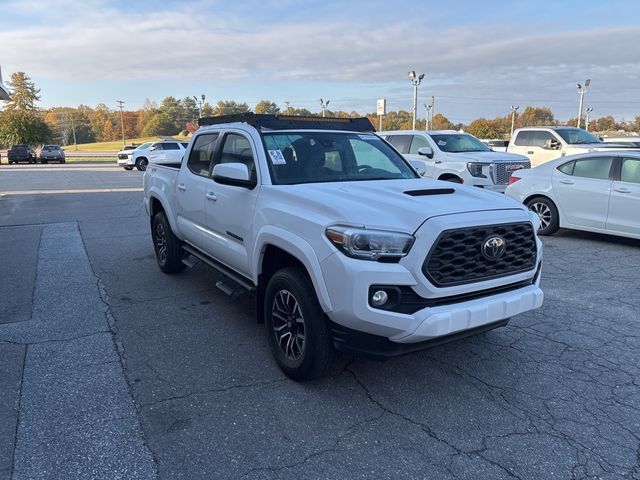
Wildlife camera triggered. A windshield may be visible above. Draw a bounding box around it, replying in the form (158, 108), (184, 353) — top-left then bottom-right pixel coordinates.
(263, 132), (418, 185)
(43, 145), (58, 150)
(429, 134), (491, 153)
(136, 142), (153, 150)
(555, 128), (602, 145)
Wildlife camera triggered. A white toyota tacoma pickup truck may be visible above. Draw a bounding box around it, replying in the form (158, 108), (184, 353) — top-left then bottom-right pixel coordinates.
(143, 114), (544, 380)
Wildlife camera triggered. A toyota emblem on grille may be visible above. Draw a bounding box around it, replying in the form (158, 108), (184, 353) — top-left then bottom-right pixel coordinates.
(482, 235), (507, 260)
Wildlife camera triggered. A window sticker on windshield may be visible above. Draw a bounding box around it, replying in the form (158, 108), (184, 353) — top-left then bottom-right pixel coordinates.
(358, 134), (378, 140)
(437, 140), (447, 146)
(268, 149), (286, 165)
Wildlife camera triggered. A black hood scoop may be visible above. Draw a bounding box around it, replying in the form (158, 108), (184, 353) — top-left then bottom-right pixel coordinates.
(404, 188), (455, 197)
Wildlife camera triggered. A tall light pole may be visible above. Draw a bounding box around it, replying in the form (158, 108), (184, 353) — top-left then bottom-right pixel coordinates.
(424, 103), (433, 130)
(585, 107), (593, 132)
(116, 100), (126, 146)
(320, 98), (330, 117)
(408, 71), (425, 130)
(576, 79), (591, 129)
(193, 94), (205, 118)
(510, 105), (520, 136)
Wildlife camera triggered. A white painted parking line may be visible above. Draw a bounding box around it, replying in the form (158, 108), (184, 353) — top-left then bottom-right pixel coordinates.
(0, 187), (144, 195)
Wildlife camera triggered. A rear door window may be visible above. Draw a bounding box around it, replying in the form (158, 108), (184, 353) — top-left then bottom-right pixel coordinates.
(513, 131), (533, 146)
(572, 157), (614, 180)
(187, 133), (219, 177)
(386, 135), (412, 154)
(164, 143), (180, 150)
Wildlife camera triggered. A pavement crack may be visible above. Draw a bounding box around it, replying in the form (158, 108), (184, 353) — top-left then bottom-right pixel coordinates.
(10, 344), (27, 479)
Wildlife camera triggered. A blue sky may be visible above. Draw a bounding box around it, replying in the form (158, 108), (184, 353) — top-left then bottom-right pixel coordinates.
(1, 0), (640, 123)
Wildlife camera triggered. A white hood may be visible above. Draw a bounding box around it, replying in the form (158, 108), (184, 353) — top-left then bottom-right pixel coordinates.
(263, 179), (527, 234)
(443, 151), (529, 163)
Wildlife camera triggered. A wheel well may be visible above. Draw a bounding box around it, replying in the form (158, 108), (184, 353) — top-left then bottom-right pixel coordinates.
(257, 245), (312, 324)
(150, 197), (164, 222)
(438, 173), (463, 183)
(523, 193), (554, 207)
(136, 156), (148, 163)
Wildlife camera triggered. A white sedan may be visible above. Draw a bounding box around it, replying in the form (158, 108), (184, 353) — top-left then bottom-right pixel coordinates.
(506, 151), (640, 239)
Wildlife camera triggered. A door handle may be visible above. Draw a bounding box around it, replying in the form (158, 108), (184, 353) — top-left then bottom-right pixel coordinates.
(434, 160), (443, 164)
(206, 192), (217, 201)
(177, 183), (187, 191)
(527, 151), (534, 154)
(559, 179), (574, 185)
(614, 187), (631, 194)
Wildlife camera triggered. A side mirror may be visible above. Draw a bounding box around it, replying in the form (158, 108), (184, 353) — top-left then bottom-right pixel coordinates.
(212, 162), (254, 188)
(417, 146), (434, 159)
(544, 139), (560, 150)
(409, 160), (427, 176)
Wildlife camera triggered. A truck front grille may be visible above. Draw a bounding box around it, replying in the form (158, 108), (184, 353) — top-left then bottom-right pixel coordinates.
(493, 162), (530, 184)
(118, 153), (129, 159)
(423, 222), (536, 287)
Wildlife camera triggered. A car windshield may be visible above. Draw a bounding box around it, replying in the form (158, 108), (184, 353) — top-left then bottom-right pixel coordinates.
(136, 142), (153, 150)
(429, 134), (491, 153)
(263, 132), (418, 185)
(555, 128), (602, 145)
(43, 145), (57, 150)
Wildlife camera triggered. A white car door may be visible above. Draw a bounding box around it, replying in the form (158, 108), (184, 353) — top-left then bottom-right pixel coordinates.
(511, 131), (563, 167)
(552, 156), (614, 229)
(606, 156), (640, 236)
(162, 142), (183, 163)
(407, 134), (438, 178)
(148, 143), (165, 164)
(204, 131), (260, 277)
(175, 133), (219, 249)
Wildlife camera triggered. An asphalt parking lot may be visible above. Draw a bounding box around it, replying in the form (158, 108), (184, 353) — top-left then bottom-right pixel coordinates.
(1, 163), (639, 480)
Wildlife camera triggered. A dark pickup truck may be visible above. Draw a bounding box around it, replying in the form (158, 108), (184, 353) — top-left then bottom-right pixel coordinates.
(8, 145), (37, 164)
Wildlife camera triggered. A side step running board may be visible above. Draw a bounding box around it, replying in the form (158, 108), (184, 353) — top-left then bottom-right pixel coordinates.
(182, 244), (255, 292)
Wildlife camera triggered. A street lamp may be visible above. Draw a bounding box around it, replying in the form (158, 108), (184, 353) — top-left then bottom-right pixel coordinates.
(409, 71), (425, 130)
(424, 103), (432, 130)
(193, 94), (206, 118)
(510, 105), (519, 136)
(320, 98), (330, 117)
(576, 79), (591, 129)
(585, 107), (594, 132)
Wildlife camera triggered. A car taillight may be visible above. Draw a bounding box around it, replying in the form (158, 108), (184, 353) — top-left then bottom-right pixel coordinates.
(508, 176), (521, 185)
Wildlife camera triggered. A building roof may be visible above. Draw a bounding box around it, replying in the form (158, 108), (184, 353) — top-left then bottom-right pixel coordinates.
(0, 66), (11, 101)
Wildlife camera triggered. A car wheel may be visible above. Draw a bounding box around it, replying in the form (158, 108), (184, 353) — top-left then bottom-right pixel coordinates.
(60, 159), (65, 164)
(152, 211), (185, 274)
(123, 166), (133, 171)
(136, 158), (148, 171)
(265, 267), (337, 380)
(526, 196), (559, 236)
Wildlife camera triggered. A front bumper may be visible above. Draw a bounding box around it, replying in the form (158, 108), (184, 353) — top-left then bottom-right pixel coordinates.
(117, 156), (134, 166)
(321, 210), (543, 351)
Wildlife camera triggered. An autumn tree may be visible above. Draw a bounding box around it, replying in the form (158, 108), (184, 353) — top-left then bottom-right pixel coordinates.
(255, 100), (280, 115)
(518, 106), (554, 128)
(431, 113), (455, 131)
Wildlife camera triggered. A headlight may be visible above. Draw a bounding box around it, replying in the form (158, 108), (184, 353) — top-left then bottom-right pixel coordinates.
(325, 226), (414, 261)
(466, 162), (488, 178)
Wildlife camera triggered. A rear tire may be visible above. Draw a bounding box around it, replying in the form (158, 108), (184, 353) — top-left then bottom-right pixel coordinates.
(264, 267), (337, 381)
(151, 211), (185, 274)
(526, 196), (559, 236)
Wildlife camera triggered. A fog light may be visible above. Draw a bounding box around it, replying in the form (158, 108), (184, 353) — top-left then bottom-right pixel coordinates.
(371, 290), (389, 306)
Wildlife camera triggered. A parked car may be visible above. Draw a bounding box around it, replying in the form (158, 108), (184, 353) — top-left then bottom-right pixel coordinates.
(7, 144), (37, 164)
(378, 130), (530, 192)
(117, 142), (154, 171)
(39, 145), (65, 164)
(602, 136), (640, 148)
(144, 114), (544, 380)
(506, 126), (634, 167)
(148, 140), (189, 166)
(506, 151), (640, 239)
(483, 139), (509, 152)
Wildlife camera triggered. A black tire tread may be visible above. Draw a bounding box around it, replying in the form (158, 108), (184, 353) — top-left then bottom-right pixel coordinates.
(527, 196), (560, 236)
(152, 211), (185, 274)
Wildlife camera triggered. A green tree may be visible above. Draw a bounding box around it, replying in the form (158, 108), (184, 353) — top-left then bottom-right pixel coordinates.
(213, 100), (251, 115)
(0, 109), (51, 146)
(4, 72), (40, 111)
(141, 112), (177, 136)
(201, 102), (215, 117)
(255, 100), (280, 114)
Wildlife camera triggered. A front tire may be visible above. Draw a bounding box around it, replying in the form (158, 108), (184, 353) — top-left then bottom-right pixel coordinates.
(526, 196), (559, 236)
(265, 268), (336, 380)
(136, 157), (148, 171)
(151, 211), (185, 274)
